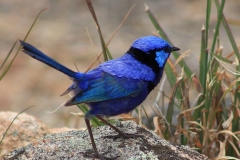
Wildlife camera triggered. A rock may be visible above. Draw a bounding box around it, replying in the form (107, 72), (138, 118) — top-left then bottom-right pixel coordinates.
(4, 121), (209, 160)
(0, 112), (50, 157)
(0, 112), (75, 158)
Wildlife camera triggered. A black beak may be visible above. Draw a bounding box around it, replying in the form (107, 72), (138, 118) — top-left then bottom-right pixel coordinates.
(171, 46), (180, 52)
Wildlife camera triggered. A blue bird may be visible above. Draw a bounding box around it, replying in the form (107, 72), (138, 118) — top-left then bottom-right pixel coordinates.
(19, 36), (179, 159)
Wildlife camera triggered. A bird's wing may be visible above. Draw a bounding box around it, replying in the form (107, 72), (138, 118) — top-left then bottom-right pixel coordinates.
(99, 56), (156, 81)
(65, 71), (146, 106)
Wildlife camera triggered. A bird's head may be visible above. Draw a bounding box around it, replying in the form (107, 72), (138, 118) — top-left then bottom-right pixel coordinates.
(126, 35), (180, 91)
(129, 36), (180, 69)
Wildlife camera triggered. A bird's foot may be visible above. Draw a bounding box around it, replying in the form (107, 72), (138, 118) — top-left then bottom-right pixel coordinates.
(104, 132), (143, 140)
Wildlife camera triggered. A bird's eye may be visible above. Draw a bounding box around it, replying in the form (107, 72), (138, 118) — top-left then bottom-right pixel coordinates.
(164, 48), (171, 53)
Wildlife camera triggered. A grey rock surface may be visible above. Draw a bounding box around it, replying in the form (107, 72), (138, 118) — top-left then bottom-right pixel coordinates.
(0, 112), (76, 158)
(4, 121), (209, 160)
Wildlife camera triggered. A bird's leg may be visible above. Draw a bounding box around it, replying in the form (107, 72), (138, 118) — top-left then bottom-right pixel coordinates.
(85, 118), (101, 158)
(85, 118), (119, 160)
(96, 116), (143, 139)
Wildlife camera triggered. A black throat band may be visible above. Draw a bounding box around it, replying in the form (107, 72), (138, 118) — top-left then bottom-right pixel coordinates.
(127, 47), (161, 75)
(127, 47), (164, 92)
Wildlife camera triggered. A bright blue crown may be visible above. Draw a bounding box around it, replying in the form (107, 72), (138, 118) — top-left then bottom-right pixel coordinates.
(131, 36), (171, 53)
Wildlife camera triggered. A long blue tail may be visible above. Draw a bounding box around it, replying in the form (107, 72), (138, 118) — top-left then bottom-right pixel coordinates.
(19, 40), (77, 78)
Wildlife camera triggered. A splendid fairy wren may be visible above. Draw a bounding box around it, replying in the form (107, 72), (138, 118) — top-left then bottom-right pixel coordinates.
(20, 36), (180, 159)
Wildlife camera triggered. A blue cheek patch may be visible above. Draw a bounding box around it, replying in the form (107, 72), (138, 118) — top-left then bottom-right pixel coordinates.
(155, 50), (170, 67)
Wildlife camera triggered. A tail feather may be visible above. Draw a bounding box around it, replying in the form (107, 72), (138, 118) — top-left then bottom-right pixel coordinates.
(19, 40), (77, 78)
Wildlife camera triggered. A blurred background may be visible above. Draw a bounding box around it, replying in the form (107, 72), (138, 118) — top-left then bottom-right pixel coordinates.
(0, 0), (240, 128)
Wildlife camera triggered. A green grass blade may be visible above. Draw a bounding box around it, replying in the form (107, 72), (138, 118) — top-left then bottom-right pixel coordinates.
(82, 0), (115, 127)
(214, 0), (240, 156)
(214, 1), (240, 60)
(0, 105), (35, 145)
(164, 63), (177, 87)
(200, 0), (225, 120)
(0, 40), (17, 70)
(164, 62), (182, 99)
(210, 0), (225, 55)
(0, 9), (47, 81)
(199, 26), (207, 92)
(194, 1), (212, 121)
(162, 77), (182, 139)
(141, 105), (154, 130)
(0, 40), (18, 81)
(194, 26), (207, 119)
(144, 6), (183, 99)
(77, 104), (115, 127)
(105, 43), (113, 60)
(145, 5), (193, 80)
(211, 52), (232, 64)
(77, 104), (102, 127)
(166, 77), (182, 126)
(85, 0), (109, 61)
(144, 5), (170, 41)
(205, 0), (211, 49)
(23, 8), (47, 41)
